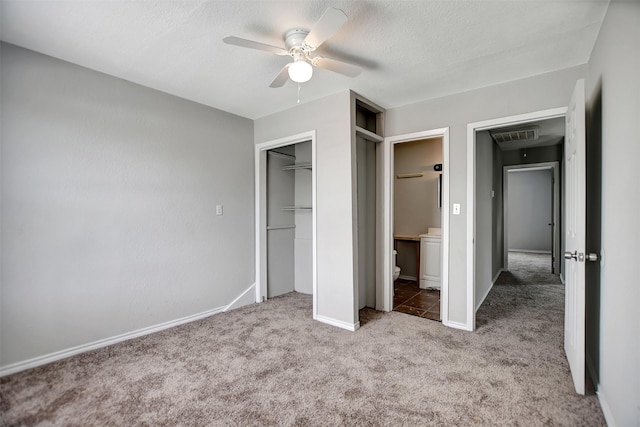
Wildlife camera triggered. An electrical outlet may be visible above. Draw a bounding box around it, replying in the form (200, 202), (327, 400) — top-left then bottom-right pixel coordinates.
(216, 205), (223, 216)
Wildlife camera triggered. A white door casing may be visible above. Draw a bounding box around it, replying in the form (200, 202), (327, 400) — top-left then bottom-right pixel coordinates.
(564, 79), (587, 395)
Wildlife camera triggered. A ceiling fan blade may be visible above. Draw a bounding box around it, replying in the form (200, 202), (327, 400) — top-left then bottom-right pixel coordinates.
(223, 36), (288, 55)
(312, 57), (361, 78)
(303, 7), (348, 49)
(269, 64), (291, 88)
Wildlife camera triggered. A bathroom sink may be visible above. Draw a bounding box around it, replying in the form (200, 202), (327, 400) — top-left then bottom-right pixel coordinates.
(419, 228), (441, 238)
(427, 227), (441, 236)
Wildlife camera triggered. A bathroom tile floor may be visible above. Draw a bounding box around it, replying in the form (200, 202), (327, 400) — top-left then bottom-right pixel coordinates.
(393, 279), (441, 321)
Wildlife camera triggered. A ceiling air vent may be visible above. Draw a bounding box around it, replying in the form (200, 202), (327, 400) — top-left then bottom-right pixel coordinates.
(490, 126), (539, 143)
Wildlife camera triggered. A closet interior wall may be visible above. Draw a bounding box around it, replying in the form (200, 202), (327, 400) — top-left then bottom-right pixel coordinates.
(356, 135), (376, 309)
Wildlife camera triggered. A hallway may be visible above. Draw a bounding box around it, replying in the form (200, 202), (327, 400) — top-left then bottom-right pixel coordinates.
(495, 251), (561, 286)
(477, 251), (563, 328)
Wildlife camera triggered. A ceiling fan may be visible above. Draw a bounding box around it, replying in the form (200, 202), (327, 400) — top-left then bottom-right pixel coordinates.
(223, 7), (361, 88)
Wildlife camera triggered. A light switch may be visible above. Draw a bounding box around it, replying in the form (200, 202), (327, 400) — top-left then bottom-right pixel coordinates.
(216, 205), (223, 216)
(453, 203), (461, 215)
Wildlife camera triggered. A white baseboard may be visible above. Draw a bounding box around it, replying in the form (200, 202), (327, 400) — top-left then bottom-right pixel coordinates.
(597, 388), (617, 427)
(315, 315), (359, 332)
(475, 286), (492, 313)
(475, 269), (504, 313)
(560, 274), (565, 284)
(509, 249), (552, 254)
(0, 283), (258, 377)
(398, 274), (417, 281)
(444, 320), (473, 331)
(224, 283), (256, 312)
(0, 305), (226, 377)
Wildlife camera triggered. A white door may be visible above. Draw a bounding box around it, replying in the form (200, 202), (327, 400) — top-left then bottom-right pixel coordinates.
(564, 79), (586, 395)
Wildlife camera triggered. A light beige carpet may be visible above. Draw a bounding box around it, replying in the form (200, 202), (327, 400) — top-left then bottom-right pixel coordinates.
(495, 251), (560, 286)
(1, 262), (605, 425)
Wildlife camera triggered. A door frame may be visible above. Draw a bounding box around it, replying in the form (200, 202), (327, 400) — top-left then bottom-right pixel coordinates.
(503, 162), (560, 274)
(382, 128), (450, 325)
(254, 130), (317, 318)
(466, 108), (566, 331)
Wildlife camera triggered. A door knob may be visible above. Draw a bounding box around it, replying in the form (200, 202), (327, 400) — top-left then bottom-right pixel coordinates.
(586, 253), (598, 262)
(564, 251), (577, 260)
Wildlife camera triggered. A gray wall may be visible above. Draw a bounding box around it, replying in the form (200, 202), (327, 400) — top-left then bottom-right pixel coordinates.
(254, 91), (357, 328)
(586, 2), (640, 424)
(294, 141), (313, 295)
(475, 131), (503, 309)
(386, 64), (586, 325)
(507, 169), (553, 252)
(491, 140), (504, 288)
(0, 43), (255, 368)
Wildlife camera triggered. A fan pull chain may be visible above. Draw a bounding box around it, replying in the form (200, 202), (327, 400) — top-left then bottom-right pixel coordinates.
(297, 83), (301, 104)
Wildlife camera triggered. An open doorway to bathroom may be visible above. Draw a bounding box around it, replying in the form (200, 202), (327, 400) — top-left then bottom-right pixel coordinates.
(392, 137), (443, 321)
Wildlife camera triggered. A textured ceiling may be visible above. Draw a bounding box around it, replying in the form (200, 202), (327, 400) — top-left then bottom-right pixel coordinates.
(0, 0), (609, 119)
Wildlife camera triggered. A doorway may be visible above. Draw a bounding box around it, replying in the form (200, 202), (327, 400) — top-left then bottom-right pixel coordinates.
(503, 163), (561, 275)
(255, 131), (317, 317)
(466, 108), (567, 331)
(382, 128), (450, 324)
(392, 137), (443, 321)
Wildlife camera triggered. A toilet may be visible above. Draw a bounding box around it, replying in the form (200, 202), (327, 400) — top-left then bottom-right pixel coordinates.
(393, 250), (401, 281)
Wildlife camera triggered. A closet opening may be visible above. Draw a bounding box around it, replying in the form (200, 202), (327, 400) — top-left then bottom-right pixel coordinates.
(255, 131), (317, 318)
(353, 95), (385, 316)
(355, 134), (379, 310)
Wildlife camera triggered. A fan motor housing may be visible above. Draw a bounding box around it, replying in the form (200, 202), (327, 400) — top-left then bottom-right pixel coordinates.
(285, 29), (310, 51)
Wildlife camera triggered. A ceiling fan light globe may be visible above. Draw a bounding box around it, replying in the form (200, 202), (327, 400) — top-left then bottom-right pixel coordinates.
(288, 60), (313, 83)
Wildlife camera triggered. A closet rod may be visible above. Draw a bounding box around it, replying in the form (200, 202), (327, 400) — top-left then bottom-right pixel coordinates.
(396, 173), (424, 179)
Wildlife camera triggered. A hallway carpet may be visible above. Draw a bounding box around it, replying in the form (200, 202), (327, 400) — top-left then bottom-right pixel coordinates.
(495, 251), (561, 286)
(1, 265), (604, 425)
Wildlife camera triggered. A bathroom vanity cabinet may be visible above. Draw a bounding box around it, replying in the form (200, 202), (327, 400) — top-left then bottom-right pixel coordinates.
(419, 233), (442, 289)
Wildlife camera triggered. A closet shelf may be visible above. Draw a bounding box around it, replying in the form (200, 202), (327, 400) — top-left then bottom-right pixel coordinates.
(267, 225), (296, 230)
(281, 163), (312, 171)
(281, 206), (312, 211)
